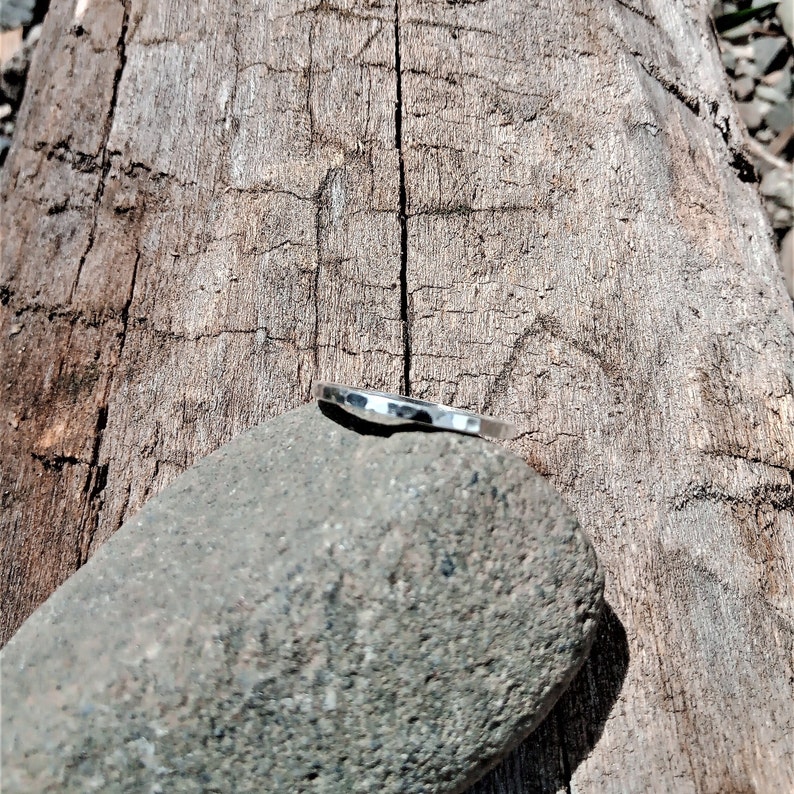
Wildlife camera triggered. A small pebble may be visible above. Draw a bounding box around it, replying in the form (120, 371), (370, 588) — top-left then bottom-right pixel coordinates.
(735, 57), (760, 79)
(733, 75), (757, 100)
(754, 84), (789, 104)
(768, 125), (794, 156)
(766, 101), (794, 133)
(751, 36), (788, 74)
(721, 47), (737, 72)
(754, 127), (775, 143)
(731, 45), (756, 59)
(769, 202), (793, 228)
(780, 227), (793, 301)
(762, 66), (792, 98)
(722, 21), (757, 41)
(778, 0), (794, 41)
(0, 0), (36, 29)
(761, 169), (794, 210)
(761, 68), (785, 87)
(738, 99), (766, 130)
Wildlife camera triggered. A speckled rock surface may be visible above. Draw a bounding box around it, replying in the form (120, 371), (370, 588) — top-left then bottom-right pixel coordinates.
(1, 404), (603, 793)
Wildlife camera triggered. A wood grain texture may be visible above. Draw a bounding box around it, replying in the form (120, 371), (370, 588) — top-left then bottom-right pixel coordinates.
(2, 0), (404, 638)
(2, 0), (793, 790)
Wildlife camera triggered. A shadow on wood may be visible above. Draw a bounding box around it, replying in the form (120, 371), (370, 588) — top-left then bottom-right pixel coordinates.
(469, 604), (629, 794)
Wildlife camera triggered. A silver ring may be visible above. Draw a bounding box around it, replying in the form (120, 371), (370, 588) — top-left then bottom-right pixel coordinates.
(313, 382), (517, 439)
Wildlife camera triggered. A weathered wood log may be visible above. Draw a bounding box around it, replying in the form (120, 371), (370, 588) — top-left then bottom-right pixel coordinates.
(1, 0), (792, 790)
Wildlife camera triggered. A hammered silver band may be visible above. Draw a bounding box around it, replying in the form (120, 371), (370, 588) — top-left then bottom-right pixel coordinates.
(313, 382), (517, 440)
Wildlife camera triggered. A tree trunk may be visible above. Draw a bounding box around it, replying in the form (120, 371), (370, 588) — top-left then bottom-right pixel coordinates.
(1, 0), (792, 790)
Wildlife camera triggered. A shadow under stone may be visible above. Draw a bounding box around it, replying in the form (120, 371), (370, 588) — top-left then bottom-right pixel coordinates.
(466, 603), (630, 794)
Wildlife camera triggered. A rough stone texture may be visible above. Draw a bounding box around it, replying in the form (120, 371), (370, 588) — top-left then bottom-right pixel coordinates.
(1, 404), (603, 794)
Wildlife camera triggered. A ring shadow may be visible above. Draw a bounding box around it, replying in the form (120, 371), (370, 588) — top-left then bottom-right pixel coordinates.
(318, 400), (448, 437)
(466, 603), (630, 794)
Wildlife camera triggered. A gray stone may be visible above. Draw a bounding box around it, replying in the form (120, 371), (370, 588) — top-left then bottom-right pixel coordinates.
(761, 168), (794, 209)
(733, 75), (757, 101)
(750, 36), (787, 74)
(755, 84), (786, 105)
(769, 202), (793, 228)
(721, 21), (756, 42)
(765, 99), (794, 132)
(779, 227), (793, 301)
(720, 46), (737, 73)
(731, 44), (755, 60)
(778, 0), (794, 41)
(0, 24), (40, 106)
(734, 57), (760, 79)
(769, 66), (792, 99)
(0, 0), (36, 31)
(1, 404), (603, 794)
(754, 83), (788, 105)
(754, 127), (775, 143)
(738, 98), (766, 130)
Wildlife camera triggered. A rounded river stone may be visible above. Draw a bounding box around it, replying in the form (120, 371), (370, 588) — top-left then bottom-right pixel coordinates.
(1, 404), (603, 793)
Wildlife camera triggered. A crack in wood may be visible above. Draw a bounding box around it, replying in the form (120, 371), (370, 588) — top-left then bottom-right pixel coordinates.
(394, 0), (411, 395)
(611, 0), (656, 25)
(79, 404), (110, 566)
(671, 481), (794, 512)
(36, 139), (103, 173)
(307, 18), (316, 146)
(623, 33), (757, 185)
(313, 167), (334, 375)
(146, 327), (298, 344)
(633, 54), (702, 117)
(68, 0), (131, 304)
(29, 141), (199, 188)
(31, 452), (89, 471)
(0, 288), (124, 326)
(117, 249), (140, 361)
(557, 706), (574, 794)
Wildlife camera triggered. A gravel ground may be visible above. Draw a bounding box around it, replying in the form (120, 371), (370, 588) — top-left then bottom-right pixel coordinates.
(714, 0), (793, 296)
(0, 0), (41, 165)
(1, 1), (791, 293)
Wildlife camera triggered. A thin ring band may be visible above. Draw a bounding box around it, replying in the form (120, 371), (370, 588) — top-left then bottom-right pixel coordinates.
(313, 382), (517, 440)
